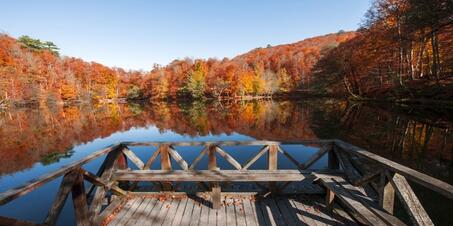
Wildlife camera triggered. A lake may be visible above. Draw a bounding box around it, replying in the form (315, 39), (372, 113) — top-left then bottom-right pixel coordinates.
(0, 99), (452, 225)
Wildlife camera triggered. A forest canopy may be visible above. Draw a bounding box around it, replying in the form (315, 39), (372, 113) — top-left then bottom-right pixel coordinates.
(0, 0), (452, 106)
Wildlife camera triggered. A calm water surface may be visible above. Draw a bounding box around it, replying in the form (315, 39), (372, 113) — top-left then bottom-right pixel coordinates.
(0, 99), (452, 225)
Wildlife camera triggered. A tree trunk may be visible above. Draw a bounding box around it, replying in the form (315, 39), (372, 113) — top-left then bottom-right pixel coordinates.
(431, 30), (440, 83)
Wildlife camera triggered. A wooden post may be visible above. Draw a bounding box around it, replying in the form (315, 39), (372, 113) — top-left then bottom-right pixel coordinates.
(71, 170), (89, 226)
(326, 189), (335, 210)
(388, 173), (433, 225)
(379, 171), (395, 214)
(160, 144), (173, 191)
(268, 145), (278, 193)
(208, 145), (221, 209)
(44, 170), (79, 226)
(88, 147), (122, 223)
(328, 144), (340, 170)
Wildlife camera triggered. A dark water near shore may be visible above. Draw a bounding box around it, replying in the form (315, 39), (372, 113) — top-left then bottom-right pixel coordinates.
(0, 99), (452, 225)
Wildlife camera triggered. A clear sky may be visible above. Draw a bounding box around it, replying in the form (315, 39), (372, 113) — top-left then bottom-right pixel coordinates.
(0, 0), (371, 70)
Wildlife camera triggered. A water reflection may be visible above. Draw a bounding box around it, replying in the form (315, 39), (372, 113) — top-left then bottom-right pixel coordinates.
(1, 100), (452, 183)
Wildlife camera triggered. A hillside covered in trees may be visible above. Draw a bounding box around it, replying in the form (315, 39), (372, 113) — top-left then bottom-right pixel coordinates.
(0, 0), (452, 106)
(313, 0), (453, 101)
(0, 32), (355, 106)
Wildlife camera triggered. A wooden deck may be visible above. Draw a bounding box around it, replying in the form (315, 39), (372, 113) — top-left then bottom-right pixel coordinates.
(102, 194), (357, 226)
(1, 140), (452, 226)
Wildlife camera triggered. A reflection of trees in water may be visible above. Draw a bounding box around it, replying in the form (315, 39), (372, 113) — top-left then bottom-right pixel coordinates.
(1, 100), (452, 184)
(310, 101), (453, 184)
(0, 101), (318, 175)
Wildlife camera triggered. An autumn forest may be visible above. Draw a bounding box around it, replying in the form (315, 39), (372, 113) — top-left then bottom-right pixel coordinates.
(1, 0), (452, 107)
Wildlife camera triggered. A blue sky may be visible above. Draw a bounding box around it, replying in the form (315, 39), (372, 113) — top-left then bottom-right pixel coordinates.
(0, 0), (371, 70)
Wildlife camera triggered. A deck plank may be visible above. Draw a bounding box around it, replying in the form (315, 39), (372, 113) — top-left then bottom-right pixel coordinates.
(145, 197), (165, 225)
(250, 198), (269, 226)
(135, 198), (159, 225)
(170, 198), (188, 225)
(108, 198), (141, 226)
(199, 198), (210, 226)
(290, 197), (316, 226)
(225, 196), (237, 226)
(114, 198), (144, 226)
(276, 197), (299, 226)
(208, 202), (217, 225)
(242, 197), (258, 226)
(234, 197), (247, 226)
(258, 198), (276, 226)
(180, 197), (195, 226)
(189, 197), (202, 226)
(152, 198), (173, 226)
(104, 194), (357, 226)
(125, 198), (152, 225)
(162, 198), (182, 225)
(217, 199), (227, 226)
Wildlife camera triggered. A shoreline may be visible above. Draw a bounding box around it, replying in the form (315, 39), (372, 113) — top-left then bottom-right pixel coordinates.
(2, 95), (453, 110)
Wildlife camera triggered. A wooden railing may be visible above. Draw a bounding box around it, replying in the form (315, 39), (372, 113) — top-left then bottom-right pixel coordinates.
(333, 140), (453, 226)
(0, 140), (452, 226)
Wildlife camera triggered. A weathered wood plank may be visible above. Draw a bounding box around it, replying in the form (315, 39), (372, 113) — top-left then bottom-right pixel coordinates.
(242, 197), (258, 226)
(199, 198), (210, 226)
(208, 202), (217, 225)
(301, 144), (330, 169)
(121, 147), (145, 170)
(328, 146), (340, 170)
(189, 146), (208, 170)
(268, 145), (278, 193)
(0, 144), (121, 205)
(88, 148), (122, 223)
(134, 198), (159, 225)
(242, 145), (269, 170)
(388, 173), (434, 226)
(80, 169), (127, 197)
(334, 148), (362, 183)
(255, 198), (273, 226)
(170, 198), (187, 226)
(234, 197), (247, 226)
(108, 198), (139, 226)
(331, 176), (405, 226)
(125, 198), (152, 225)
(114, 198), (144, 226)
(289, 197), (315, 225)
(277, 146), (303, 170)
(160, 144), (173, 191)
(335, 139), (453, 199)
(215, 146), (242, 170)
(264, 198), (286, 226)
(180, 198), (195, 226)
(43, 170), (78, 226)
(144, 148), (161, 169)
(275, 197), (298, 226)
(121, 140), (332, 147)
(379, 172), (395, 214)
(317, 177), (387, 226)
(208, 146), (221, 209)
(145, 197), (164, 225)
(325, 188), (335, 210)
(71, 171), (90, 226)
(225, 196), (236, 226)
(217, 200), (226, 226)
(0, 216), (40, 226)
(190, 198), (202, 226)
(152, 198), (173, 226)
(168, 146), (189, 170)
(114, 170), (307, 182)
(93, 198), (127, 226)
